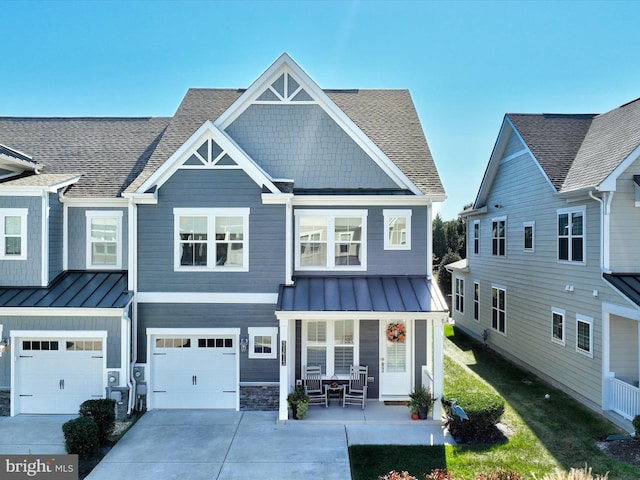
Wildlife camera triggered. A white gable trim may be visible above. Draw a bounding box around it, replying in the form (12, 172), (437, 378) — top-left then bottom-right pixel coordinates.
(136, 120), (280, 194)
(215, 53), (422, 195)
(599, 142), (640, 192)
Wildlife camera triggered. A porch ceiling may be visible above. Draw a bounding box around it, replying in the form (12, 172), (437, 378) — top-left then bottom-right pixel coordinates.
(276, 276), (448, 313)
(604, 273), (640, 308)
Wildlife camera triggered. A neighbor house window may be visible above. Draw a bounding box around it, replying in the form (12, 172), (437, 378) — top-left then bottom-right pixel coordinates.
(491, 217), (506, 256)
(551, 308), (565, 345)
(473, 281), (480, 321)
(1, 209), (27, 260)
(86, 211), (122, 268)
(558, 207), (585, 263)
(473, 221), (480, 255)
(248, 327), (278, 359)
(455, 277), (464, 314)
(523, 221), (535, 252)
(303, 319), (357, 377)
(384, 209), (411, 250)
(174, 208), (249, 271)
(295, 210), (367, 270)
(491, 286), (506, 334)
(576, 314), (593, 357)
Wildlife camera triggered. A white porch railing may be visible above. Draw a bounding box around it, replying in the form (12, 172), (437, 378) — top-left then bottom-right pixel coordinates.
(609, 376), (640, 420)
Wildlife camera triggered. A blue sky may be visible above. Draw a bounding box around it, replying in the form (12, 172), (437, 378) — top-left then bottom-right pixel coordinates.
(2, 0), (640, 219)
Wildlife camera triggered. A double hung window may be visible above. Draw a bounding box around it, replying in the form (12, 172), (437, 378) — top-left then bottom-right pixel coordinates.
(473, 282), (480, 321)
(576, 314), (593, 357)
(551, 308), (565, 345)
(303, 319), (357, 376)
(491, 286), (506, 334)
(455, 277), (464, 314)
(295, 210), (367, 270)
(491, 217), (506, 256)
(1, 209), (27, 260)
(174, 208), (249, 271)
(86, 211), (122, 268)
(558, 208), (585, 263)
(472, 221), (480, 255)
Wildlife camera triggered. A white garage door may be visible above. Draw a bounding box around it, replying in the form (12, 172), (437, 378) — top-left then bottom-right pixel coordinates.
(150, 334), (238, 409)
(17, 337), (104, 414)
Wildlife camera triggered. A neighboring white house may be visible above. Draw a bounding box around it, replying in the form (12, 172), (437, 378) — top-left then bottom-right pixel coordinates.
(0, 53), (448, 421)
(448, 98), (640, 426)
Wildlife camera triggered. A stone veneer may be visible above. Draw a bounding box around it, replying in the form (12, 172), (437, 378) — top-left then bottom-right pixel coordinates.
(239, 384), (279, 411)
(0, 389), (9, 416)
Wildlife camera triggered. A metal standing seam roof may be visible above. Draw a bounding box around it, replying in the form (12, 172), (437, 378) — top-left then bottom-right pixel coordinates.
(0, 271), (132, 309)
(276, 276), (448, 313)
(604, 273), (640, 308)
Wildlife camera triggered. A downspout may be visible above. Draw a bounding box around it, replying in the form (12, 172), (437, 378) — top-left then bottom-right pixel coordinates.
(127, 196), (138, 414)
(285, 197), (293, 285)
(426, 202), (433, 279)
(588, 190), (613, 273)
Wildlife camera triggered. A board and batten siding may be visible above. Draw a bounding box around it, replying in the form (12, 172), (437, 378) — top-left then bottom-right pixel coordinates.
(293, 205), (429, 277)
(0, 196), (42, 287)
(457, 136), (609, 407)
(136, 302), (279, 383)
(609, 156), (640, 272)
(136, 169), (286, 294)
(67, 206), (129, 271)
(0, 315), (122, 387)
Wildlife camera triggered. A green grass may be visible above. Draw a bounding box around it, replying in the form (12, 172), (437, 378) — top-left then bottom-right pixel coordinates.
(349, 326), (640, 480)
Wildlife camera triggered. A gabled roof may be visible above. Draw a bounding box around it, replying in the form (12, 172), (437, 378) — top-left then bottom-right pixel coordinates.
(0, 143), (38, 173)
(0, 117), (170, 197)
(604, 273), (640, 309)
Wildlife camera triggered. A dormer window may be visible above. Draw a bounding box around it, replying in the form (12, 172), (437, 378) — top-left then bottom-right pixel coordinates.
(86, 211), (122, 269)
(1, 209), (27, 260)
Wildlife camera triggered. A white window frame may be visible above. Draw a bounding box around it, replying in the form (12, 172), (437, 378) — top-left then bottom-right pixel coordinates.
(173, 208), (250, 272)
(248, 327), (278, 359)
(472, 220), (480, 255)
(473, 281), (480, 322)
(454, 276), (464, 314)
(383, 209), (411, 250)
(523, 221), (535, 253)
(0, 208), (27, 260)
(576, 314), (593, 357)
(557, 206), (586, 264)
(491, 216), (507, 257)
(551, 307), (565, 345)
(301, 319), (359, 378)
(86, 211), (123, 269)
(295, 209), (367, 271)
(491, 285), (507, 335)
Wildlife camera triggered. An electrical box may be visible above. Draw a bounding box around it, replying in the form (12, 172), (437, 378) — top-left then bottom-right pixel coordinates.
(133, 366), (145, 382)
(108, 371), (119, 386)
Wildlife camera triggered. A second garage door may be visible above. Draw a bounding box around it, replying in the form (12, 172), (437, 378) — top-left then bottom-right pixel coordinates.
(150, 332), (238, 409)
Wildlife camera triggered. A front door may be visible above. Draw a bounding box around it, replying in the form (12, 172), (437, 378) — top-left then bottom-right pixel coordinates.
(379, 320), (412, 399)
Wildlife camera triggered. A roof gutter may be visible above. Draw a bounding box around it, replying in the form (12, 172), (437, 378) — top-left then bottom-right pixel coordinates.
(588, 189), (613, 274)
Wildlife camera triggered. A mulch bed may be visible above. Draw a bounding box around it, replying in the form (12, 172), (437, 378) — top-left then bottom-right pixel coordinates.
(597, 437), (640, 468)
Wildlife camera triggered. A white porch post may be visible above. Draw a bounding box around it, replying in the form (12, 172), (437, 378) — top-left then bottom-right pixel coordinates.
(431, 316), (445, 421)
(278, 317), (290, 421)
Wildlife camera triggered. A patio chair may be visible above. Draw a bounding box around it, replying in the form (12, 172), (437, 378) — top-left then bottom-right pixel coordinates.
(303, 365), (328, 408)
(343, 365), (368, 409)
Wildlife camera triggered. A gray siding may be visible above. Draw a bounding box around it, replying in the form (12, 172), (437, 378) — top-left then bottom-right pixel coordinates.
(226, 104), (399, 190)
(294, 205), (429, 277)
(67, 206), (129, 271)
(414, 319), (427, 387)
(136, 302), (279, 382)
(137, 169), (285, 293)
(359, 319), (379, 398)
(503, 129), (527, 158)
(609, 156), (640, 272)
(0, 196), (42, 286)
(0, 315), (122, 387)
(48, 193), (64, 281)
(455, 147), (623, 407)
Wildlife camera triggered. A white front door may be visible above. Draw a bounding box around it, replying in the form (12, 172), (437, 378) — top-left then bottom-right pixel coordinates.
(16, 337), (104, 414)
(379, 320), (412, 399)
(150, 332), (238, 409)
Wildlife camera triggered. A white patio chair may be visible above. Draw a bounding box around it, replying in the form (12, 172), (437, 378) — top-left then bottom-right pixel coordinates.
(303, 365), (328, 408)
(343, 365), (368, 409)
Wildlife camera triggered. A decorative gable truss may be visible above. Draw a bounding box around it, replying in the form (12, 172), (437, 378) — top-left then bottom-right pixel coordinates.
(135, 121), (281, 199)
(255, 71), (314, 103)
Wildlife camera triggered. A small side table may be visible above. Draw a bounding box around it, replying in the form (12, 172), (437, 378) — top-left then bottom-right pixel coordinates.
(324, 384), (345, 406)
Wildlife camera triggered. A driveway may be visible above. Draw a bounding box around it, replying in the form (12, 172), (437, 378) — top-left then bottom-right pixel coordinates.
(0, 415), (74, 454)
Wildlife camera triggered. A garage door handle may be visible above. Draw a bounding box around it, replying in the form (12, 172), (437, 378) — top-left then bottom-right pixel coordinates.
(192, 375), (197, 385)
(59, 379), (65, 390)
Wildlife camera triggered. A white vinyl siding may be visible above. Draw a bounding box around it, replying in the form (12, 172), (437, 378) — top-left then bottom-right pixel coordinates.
(1, 208), (27, 260)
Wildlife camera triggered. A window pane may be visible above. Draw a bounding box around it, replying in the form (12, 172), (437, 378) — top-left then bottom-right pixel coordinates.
(299, 217), (327, 266)
(572, 238), (583, 262)
(388, 216), (407, 245)
(5, 237), (21, 255)
(334, 217), (362, 266)
(571, 213), (583, 235)
(307, 347), (326, 373)
(91, 218), (117, 242)
(558, 238), (569, 261)
(553, 313), (563, 341)
(334, 346), (353, 375)
(215, 216), (244, 267)
(307, 320), (327, 343)
(524, 226), (533, 249)
(558, 214), (569, 235)
(5, 216), (21, 235)
(334, 320), (354, 345)
(577, 321), (590, 352)
(179, 216), (208, 266)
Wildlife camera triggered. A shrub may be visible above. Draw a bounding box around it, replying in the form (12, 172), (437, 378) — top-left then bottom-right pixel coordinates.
(533, 466), (608, 480)
(62, 417), (99, 459)
(79, 398), (116, 443)
(633, 414), (640, 438)
(425, 469), (460, 479)
(378, 471), (417, 480)
(444, 392), (505, 442)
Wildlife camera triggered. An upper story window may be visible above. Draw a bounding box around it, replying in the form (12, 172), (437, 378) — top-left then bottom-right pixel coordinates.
(558, 207), (585, 263)
(383, 210), (411, 250)
(295, 209), (367, 271)
(472, 221), (480, 255)
(174, 208), (249, 272)
(1, 208), (27, 260)
(523, 221), (535, 252)
(491, 216), (506, 257)
(86, 211), (122, 269)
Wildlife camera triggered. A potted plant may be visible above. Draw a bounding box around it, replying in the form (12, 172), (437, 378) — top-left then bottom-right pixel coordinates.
(408, 385), (435, 420)
(287, 385), (309, 420)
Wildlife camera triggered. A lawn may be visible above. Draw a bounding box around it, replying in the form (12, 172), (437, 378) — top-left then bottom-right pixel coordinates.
(349, 325), (640, 480)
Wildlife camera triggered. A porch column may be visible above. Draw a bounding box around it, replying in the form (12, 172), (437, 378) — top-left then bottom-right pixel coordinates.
(278, 317), (290, 421)
(431, 316), (445, 421)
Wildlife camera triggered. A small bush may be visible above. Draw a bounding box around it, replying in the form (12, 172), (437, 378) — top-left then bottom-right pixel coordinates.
(62, 417), (99, 459)
(444, 392), (505, 442)
(425, 469), (461, 479)
(378, 471), (417, 480)
(533, 466), (608, 480)
(79, 398), (116, 443)
(632, 414), (640, 438)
